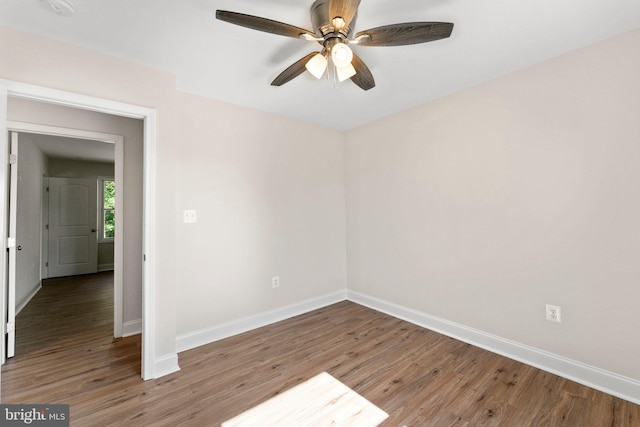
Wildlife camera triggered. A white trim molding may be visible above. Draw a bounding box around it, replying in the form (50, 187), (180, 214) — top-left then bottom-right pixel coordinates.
(141, 107), (157, 381)
(0, 80), (152, 119)
(0, 79), (158, 380)
(123, 319), (142, 337)
(97, 175), (115, 244)
(347, 290), (640, 406)
(153, 353), (180, 379)
(173, 287), (640, 404)
(176, 290), (347, 353)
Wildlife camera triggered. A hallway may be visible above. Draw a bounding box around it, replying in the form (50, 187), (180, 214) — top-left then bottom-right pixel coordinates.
(2, 272), (141, 405)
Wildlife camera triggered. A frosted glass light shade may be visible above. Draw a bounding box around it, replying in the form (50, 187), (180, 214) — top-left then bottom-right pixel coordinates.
(331, 43), (353, 68)
(305, 53), (328, 79)
(336, 63), (356, 82)
(41, 0), (75, 16)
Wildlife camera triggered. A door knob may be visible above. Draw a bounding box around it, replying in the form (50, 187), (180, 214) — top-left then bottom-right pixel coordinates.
(17, 245), (22, 250)
(91, 229), (97, 233)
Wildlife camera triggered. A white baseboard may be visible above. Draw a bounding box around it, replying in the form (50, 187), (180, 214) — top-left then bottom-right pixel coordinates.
(176, 290), (347, 353)
(347, 290), (640, 405)
(172, 287), (640, 404)
(16, 282), (42, 315)
(98, 263), (114, 272)
(123, 319), (142, 337)
(153, 353), (180, 379)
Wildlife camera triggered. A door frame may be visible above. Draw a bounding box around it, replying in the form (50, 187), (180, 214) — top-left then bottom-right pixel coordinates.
(9, 123), (125, 339)
(6, 133), (17, 359)
(0, 80), (157, 380)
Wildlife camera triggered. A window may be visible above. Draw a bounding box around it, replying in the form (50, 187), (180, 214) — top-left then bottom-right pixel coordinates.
(99, 177), (115, 241)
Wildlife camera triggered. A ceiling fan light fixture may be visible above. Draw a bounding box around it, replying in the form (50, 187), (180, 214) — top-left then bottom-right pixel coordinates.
(305, 53), (328, 79)
(331, 17), (346, 30)
(40, 0), (75, 17)
(331, 42), (353, 68)
(216, 1), (454, 90)
(336, 63), (356, 82)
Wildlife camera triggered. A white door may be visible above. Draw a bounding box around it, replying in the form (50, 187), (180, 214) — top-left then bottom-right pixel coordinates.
(48, 177), (98, 278)
(6, 132), (18, 358)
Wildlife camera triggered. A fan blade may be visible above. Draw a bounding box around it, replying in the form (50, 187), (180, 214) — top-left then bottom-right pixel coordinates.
(216, 10), (316, 39)
(271, 52), (319, 86)
(329, 0), (361, 28)
(355, 22), (454, 47)
(350, 53), (375, 91)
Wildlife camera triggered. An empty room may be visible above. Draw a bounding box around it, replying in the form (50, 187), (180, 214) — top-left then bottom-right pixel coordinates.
(1, 0), (639, 425)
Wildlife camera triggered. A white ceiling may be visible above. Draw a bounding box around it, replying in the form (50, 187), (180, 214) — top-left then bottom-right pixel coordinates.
(2, 0), (640, 130)
(24, 133), (115, 163)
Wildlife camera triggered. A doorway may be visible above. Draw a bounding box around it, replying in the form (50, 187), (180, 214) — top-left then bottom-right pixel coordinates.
(6, 127), (123, 360)
(0, 80), (158, 380)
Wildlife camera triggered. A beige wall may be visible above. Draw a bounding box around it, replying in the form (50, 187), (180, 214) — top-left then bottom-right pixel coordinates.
(3, 23), (640, 389)
(14, 134), (48, 311)
(345, 28), (640, 381)
(0, 26), (179, 358)
(174, 91), (346, 334)
(97, 242), (115, 270)
(0, 26), (348, 363)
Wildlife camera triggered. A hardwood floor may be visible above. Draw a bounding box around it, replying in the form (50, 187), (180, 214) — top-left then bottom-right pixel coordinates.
(2, 276), (639, 426)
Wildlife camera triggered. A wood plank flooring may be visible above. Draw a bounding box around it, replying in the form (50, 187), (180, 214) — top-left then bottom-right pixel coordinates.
(2, 274), (639, 426)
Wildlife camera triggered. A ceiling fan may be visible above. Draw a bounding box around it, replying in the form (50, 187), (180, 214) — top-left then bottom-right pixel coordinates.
(216, 0), (454, 91)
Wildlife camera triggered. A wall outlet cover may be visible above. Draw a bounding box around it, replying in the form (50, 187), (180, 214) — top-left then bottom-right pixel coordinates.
(183, 210), (197, 223)
(546, 304), (561, 323)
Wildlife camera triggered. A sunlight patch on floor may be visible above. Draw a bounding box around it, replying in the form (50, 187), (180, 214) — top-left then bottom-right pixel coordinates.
(222, 372), (389, 427)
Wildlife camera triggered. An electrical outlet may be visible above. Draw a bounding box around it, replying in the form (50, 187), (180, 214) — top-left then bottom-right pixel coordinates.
(546, 304), (561, 323)
(183, 210), (197, 223)
(272, 276), (280, 288)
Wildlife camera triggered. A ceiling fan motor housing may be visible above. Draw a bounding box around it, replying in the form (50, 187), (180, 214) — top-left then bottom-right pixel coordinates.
(311, 0), (356, 40)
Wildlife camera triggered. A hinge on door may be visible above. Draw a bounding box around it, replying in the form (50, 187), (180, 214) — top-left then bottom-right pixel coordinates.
(6, 322), (15, 333)
(45, 262), (49, 267)
(46, 187), (49, 192)
(9, 154), (17, 165)
(46, 224), (49, 229)
(7, 237), (15, 249)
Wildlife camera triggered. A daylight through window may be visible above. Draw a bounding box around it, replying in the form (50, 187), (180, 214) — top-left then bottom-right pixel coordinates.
(101, 178), (115, 240)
